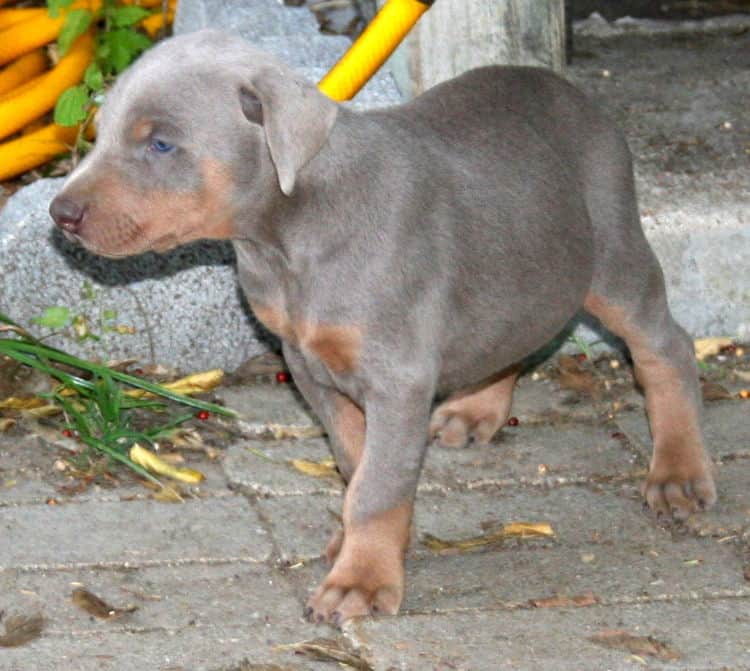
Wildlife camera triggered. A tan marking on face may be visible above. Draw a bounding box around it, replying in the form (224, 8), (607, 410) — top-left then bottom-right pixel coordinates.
(69, 158), (236, 257)
(129, 119), (153, 143)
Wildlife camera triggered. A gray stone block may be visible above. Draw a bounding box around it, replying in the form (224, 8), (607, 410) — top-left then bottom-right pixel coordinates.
(0, 496), (271, 569)
(0, 179), (268, 372)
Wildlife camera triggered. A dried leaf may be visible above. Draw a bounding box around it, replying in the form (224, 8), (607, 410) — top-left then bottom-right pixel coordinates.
(0, 396), (48, 410)
(130, 443), (205, 483)
(0, 418), (15, 432)
(557, 356), (599, 396)
(268, 424), (324, 440)
(289, 458), (339, 479)
(169, 427), (205, 449)
(589, 630), (681, 661)
(126, 369), (224, 399)
(694, 337), (733, 361)
(701, 381), (733, 402)
(71, 588), (137, 620)
(275, 637), (372, 670)
(152, 485), (185, 503)
(423, 521), (554, 553)
(530, 593), (598, 608)
(0, 613), (44, 647)
(24, 404), (63, 418)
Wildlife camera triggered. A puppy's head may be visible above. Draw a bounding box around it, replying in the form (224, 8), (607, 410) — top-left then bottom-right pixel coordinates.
(49, 29), (338, 257)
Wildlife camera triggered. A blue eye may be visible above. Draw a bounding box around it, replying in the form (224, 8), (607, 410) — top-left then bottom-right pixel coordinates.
(149, 139), (174, 153)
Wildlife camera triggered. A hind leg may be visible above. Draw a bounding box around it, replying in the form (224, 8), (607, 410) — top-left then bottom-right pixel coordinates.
(585, 274), (716, 520)
(430, 365), (519, 449)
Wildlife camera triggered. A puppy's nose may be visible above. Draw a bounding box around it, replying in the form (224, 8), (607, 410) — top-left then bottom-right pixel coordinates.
(49, 196), (85, 234)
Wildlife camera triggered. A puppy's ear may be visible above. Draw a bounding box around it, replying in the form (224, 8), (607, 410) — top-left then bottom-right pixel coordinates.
(239, 68), (338, 196)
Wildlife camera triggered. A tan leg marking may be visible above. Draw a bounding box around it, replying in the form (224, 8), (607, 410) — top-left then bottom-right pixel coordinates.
(585, 294), (716, 519)
(307, 499), (412, 625)
(430, 366), (519, 448)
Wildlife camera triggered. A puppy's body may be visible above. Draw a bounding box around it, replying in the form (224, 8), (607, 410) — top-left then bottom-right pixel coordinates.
(50, 30), (716, 626)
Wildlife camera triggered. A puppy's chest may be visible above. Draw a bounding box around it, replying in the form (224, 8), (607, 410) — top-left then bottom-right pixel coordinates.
(251, 301), (363, 379)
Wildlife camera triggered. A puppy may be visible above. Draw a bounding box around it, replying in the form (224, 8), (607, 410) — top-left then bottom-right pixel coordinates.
(50, 29), (715, 626)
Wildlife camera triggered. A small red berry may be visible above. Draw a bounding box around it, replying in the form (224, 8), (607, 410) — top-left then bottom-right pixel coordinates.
(507, 416), (519, 427)
(276, 371), (290, 384)
(134, 368), (144, 376)
(62, 428), (74, 438)
(196, 410), (210, 421)
(575, 353), (587, 363)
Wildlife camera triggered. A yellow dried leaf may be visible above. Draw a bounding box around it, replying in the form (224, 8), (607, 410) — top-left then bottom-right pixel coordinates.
(503, 522), (555, 538)
(423, 521), (555, 552)
(0, 396), (47, 409)
(126, 368), (224, 399)
(694, 337), (733, 361)
(0, 418), (15, 432)
(24, 404), (62, 418)
(289, 458), (339, 478)
(129, 443), (205, 483)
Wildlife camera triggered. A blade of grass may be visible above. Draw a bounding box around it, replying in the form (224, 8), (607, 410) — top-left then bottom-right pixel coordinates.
(1, 340), (235, 417)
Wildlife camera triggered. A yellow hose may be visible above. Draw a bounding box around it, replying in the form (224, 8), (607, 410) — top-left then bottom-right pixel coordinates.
(318, 0), (433, 102)
(0, 33), (93, 141)
(0, 49), (47, 96)
(0, 9), (47, 30)
(0, 123), (79, 182)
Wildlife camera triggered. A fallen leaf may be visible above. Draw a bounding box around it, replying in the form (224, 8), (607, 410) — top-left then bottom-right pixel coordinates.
(152, 485), (185, 503)
(71, 588), (137, 620)
(268, 424), (324, 440)
(126, 369), (224, 399)
(0, 396), (47, 410)
(422, 521), (554, 553)
(0, 613), (44, 647)
(529, 593), (598, 608)
(289, 458), (340, 479)
(275, 637), (372, 670)
(557, 355), (599, 396)
(23, 404), (62, 418)
(701, 381), (733, 402)
(694, 337), (733, 361)
(130, 443), (205, 483)
(0, 418), (15, 432)
(168, 427), (205, 449)
(589, 629), (681, 661)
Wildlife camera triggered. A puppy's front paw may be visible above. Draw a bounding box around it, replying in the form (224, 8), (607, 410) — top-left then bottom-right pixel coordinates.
(305, 542), (404, 627)
(643, 445), (716, 521)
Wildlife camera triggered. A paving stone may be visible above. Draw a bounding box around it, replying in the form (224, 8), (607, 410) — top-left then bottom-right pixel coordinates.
(402, 538), (748, 613)
(0, 496), (271, 569)
(423, 423), (643, 489)
(224, 438), (343, 497)
(615, 399), (750, 460)
(354, 598), (750, 671)
(0, 563), (304, 634)
(218, 385), (323, 439)
(0, 623), (330, 671)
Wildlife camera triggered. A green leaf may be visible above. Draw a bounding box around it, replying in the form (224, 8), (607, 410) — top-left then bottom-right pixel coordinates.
(58, 9), (92, 56)
(101, 29), (152, 74)
(54, 84), (91, 127)
(102, 310), (118, 321)
(31, 306), (72, 330)
(47, 0), (75, 19)
(110, 6), (150, 28)
(83, 63), (105, 92)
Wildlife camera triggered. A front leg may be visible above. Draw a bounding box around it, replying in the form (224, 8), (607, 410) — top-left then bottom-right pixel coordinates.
(306, 381), (434, 626)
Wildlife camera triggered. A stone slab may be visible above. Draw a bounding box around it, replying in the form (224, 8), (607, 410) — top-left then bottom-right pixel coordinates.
(0, 496), (271, 569)
(615, 398), (750, 460)
(354, 598), (750, 671)
(0, 179), (268, 373)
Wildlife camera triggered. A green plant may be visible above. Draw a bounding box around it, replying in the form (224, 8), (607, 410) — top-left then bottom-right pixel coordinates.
(32, 281), (136, 343)
(51, 0), (156, 131)
(0, 311), (235, 484)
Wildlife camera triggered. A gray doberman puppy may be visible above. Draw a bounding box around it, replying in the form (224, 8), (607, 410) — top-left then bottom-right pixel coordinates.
(49, 29), (716, 626)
